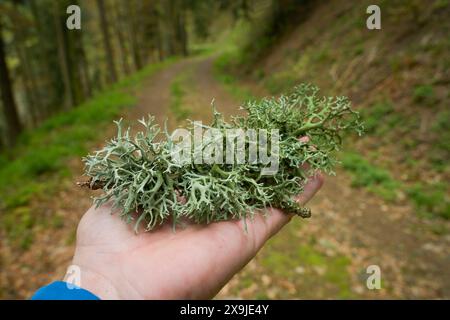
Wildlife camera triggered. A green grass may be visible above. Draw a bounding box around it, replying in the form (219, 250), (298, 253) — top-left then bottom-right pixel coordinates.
(225, 220), (355, 299)
(263, 71), (298, 95)
(3, 207), (35, 250)
(361, 100), (414, 138)
(213, 51), (254, 101)
(341, 152), (400, 201)
(342, 152), (449, 219)
(413, 84), (436, 105)
(0, 58), (177, 247)
(259, 220), (353, 299)
(0, 90), (135, 209)
(430, 109), (450, 171)
(363, 100), (395, 134)
(169, 75), (191, 121)
(406, 183), (450, 219)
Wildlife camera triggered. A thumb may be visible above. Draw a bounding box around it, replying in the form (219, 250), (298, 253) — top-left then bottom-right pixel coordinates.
(234, 171), (324, 255)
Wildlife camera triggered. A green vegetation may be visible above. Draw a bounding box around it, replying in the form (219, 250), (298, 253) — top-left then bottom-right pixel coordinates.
(430, 109), (450, 171)
(0, 59), (176, 244)
(413, 84), (436, 105)
(3, 207), (35, 250)
(261, 244), (352, 298)
(407, 183), (450, 220)
(170, 74), (191, 120)
(213, 51), (254, 101)
(363, 101), (394, 134)
(342, 152), (449, 219)
(341, 152), (400, 202)
(263, 71), (298, 95)
(258, 220), (353, 299)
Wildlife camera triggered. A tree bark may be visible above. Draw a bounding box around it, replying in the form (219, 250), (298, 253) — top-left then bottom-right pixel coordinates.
(97, 0), (118, 83)
(113, 1), (131, 75)
(12, 1), (41, 126)
(53, 1), (74, 110)
(0, 21), (22, 146)
(78, 38), (92, 99)
(125, 0), (142, 71)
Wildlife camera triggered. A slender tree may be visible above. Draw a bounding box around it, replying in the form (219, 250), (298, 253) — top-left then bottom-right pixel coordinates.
(0, 20), (22, 146)
(10, 0), (41, 126)
(113, 0), (130, 75)
(29, 0), (54, 118)
(158, 0), (188, 58)
(53, 1), (74, 109)
(78, 35), (92, 99)
(96, 0), (117, 83)
(124, 0), (142, 71)
(138, 0), (160, 64)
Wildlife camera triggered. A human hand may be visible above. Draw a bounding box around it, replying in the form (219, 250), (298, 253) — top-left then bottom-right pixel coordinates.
(67, 168), (323, 300)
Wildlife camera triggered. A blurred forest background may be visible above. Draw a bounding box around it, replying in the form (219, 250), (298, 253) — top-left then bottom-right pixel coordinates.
(0, 0), (449, 299)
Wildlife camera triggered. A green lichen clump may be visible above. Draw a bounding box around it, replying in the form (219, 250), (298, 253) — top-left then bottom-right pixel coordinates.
(82, 84), (363, 231)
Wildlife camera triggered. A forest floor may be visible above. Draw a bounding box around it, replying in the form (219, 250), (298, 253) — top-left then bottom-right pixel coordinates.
(1, 54), (449, 299)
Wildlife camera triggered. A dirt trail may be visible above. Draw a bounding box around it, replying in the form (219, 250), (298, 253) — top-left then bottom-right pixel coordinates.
(4, 55), (448, 299)
(130, 60), (192, 123)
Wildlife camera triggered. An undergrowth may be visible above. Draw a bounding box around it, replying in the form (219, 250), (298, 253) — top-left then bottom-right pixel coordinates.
(0, 58), (177, 247)
(170, 74), (192, 121)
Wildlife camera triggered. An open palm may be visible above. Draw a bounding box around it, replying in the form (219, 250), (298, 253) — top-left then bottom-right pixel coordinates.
(69, 173), (323, 299)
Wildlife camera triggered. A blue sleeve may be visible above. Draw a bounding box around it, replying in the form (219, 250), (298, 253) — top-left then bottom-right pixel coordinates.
(31, 281), (100, 300)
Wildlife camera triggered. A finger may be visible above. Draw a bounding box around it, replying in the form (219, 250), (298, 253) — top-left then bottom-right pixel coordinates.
(209, 207), (291, 259)
(298, 136), (309, 143)
(239, 171), (324, 250)
(226, 136), (323, 253)
(296, 135), (323, 204)
(295, 172), (324, 205)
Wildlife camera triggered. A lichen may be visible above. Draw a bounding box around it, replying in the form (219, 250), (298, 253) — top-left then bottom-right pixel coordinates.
(81, 84), (363, 231)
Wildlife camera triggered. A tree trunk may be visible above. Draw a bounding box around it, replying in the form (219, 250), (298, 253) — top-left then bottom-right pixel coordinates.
(29, 0), (51, 118)
(14, 41), (39, 126)
(158, 0), (188, 58)
(125, 0), (142, 71)
(79, 39), (92, 99)
(113, 1), (131, 75)
(97, 0), (118, 83)
(0, 21), (22, 146)
(175, 2), (188, 56)
(53, 1), (74, 110)
(12, 1), (41, 126)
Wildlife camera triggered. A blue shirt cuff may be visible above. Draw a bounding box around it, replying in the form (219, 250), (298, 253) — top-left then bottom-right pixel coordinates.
(31, 281), (100, 300)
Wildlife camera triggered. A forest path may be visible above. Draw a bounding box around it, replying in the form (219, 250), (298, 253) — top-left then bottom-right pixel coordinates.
(4, 55), (448, 299)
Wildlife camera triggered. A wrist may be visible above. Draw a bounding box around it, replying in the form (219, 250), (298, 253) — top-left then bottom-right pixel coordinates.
(63, 264), (120, 300)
